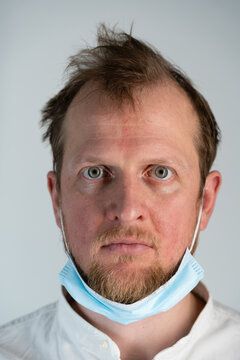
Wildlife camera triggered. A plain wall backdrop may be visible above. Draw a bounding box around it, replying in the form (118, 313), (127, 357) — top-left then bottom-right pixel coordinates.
(1, 0), (240, 325)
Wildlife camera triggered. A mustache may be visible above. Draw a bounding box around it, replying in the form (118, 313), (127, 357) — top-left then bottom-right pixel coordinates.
(93, 225), (159, 250)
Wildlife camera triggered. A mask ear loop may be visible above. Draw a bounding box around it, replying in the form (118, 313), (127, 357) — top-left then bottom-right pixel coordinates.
(59, 202), (72, 258)
(59, 203), (92, 290)
(189, 189), (205, 254)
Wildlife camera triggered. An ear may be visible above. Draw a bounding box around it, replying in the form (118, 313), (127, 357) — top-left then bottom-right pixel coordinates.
(200, 170), (222, 231)
(47, 171), (61, 228)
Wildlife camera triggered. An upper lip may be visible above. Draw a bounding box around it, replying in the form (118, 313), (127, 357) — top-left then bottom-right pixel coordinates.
(102, 237), (152, 247)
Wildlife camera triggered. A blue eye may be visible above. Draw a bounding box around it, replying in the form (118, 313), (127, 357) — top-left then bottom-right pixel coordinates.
(83, 166), (104, 179)
(151, 166), (172, 180)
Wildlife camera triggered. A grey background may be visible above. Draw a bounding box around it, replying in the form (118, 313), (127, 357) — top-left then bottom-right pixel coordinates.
(0, 0), (239, 325)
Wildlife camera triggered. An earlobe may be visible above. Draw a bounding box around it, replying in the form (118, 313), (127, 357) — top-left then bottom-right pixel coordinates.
(200, 170), (222, 231)
(47, 171), (61, 228)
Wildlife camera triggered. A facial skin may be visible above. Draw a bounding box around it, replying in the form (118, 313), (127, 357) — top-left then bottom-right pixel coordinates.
(48, 82), (221, 303)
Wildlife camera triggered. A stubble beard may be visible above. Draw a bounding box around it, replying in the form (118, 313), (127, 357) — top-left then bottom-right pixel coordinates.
(72, 225), (178, 304)
(85, 257), (176, 304)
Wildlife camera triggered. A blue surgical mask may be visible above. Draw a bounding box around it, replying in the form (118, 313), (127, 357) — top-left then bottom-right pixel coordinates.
(59, 201), (204, 325)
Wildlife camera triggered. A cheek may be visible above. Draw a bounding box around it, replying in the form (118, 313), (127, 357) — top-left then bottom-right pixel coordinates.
(62, 194), (104, 265)
(151, 196), (198, 264)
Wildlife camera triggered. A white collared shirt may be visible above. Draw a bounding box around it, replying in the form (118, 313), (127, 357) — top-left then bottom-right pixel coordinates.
(0, 283), (240, 360)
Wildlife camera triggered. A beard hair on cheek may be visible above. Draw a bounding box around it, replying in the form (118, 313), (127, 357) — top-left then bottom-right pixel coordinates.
(77, 255), (177, 304)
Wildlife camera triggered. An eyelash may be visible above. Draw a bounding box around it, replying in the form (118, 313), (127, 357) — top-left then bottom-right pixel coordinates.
(82, 165), (174, 181)
(146, 166), (173, 180)
(82, 166), (112, 180)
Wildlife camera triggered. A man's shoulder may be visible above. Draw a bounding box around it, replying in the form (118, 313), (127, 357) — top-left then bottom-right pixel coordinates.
(0, 302), (57, 360)
(0, 301), (57, 336)
(207, 299), (240, 345)
(212, 299), (240, 325)
(194, 282), (240, 335)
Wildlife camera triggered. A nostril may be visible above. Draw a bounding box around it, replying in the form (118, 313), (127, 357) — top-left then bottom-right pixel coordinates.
(105, 191), (146, 223)
(105, 204), (120, 221)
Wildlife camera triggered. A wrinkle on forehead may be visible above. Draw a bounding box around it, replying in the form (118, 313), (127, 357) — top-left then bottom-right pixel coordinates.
(63, 82), (200, 169)
(67, 132), (195, 175)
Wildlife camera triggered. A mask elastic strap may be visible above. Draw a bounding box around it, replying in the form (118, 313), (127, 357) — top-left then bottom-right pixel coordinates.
(59, 204), (71, 257)
(189, 189), (205, 253)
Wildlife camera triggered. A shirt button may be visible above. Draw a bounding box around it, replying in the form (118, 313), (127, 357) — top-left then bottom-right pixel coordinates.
(100, 340), (109, 350)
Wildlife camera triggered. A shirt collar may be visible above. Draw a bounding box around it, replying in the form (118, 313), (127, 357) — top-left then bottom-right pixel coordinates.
(153, 282), (214, 359)
(55, 287), (120, 359)
(55, 282), (212, 359)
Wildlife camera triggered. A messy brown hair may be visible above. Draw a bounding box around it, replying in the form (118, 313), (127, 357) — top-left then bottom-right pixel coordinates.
(41, 24), (220, 193)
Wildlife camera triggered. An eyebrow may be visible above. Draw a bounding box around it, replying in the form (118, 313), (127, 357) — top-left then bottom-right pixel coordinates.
(74, 156), (190, 170)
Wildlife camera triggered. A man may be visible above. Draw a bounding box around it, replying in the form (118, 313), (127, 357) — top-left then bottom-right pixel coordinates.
(0, 25), (239, 360)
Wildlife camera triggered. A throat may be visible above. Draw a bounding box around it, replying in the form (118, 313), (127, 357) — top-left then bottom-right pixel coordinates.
(67, 289), (205, 360)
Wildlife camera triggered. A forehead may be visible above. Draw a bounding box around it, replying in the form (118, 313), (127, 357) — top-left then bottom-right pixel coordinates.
(63, 82), (199, 161)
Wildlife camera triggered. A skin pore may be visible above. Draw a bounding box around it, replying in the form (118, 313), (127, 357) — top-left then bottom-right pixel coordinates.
(48, 81), (221, 359)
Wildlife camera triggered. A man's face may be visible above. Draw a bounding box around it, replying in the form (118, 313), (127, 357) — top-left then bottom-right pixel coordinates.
(48, 82), (219, 303)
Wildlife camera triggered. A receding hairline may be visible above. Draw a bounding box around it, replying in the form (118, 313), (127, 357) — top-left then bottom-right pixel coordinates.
(64, 77), (200, 122)
(62, 79), (201, 165)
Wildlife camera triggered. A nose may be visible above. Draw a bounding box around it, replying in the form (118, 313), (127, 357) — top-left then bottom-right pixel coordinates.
(105, 178), (147, 223)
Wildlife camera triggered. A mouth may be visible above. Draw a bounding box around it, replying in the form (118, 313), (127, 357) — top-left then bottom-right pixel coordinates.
(101, 238), (153, 255)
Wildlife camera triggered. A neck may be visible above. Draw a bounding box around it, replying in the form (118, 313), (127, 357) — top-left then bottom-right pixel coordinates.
(67, 290), (205, 360)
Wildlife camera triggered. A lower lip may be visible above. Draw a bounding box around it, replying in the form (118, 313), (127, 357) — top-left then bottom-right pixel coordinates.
(102, 243), (151, 255)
